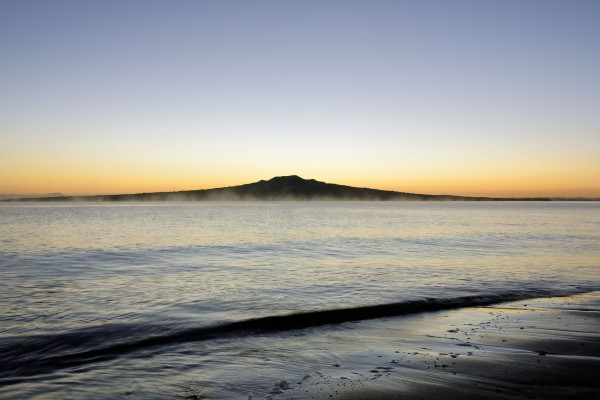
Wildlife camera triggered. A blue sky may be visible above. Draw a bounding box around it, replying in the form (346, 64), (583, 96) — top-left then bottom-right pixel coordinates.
(1, 0), (599, 196)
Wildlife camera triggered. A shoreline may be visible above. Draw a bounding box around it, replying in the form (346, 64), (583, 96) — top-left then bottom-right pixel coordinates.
(277, 291), (600, 400)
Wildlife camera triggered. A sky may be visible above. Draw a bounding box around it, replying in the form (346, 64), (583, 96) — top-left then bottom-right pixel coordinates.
(1, 0), (599, 197)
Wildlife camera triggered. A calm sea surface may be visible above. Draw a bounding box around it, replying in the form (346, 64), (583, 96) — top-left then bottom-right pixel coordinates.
(1, 202), (599, 398)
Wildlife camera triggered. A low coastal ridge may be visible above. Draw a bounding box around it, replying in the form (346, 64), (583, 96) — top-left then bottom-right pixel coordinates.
(3, 175), (597, 202)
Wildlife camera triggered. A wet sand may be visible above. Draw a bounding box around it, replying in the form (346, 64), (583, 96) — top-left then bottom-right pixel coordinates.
(278, 292), (600, 400)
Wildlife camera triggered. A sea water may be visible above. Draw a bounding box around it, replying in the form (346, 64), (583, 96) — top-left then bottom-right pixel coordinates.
(1, 202), (599, 398)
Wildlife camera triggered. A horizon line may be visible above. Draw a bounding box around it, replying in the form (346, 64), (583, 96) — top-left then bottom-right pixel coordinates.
(2, 175), (600, 201)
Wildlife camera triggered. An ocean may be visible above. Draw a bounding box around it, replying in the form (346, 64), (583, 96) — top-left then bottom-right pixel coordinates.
(1, 201), (599, 399)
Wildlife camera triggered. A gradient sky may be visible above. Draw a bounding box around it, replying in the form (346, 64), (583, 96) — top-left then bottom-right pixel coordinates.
(1, 0), (599, 197)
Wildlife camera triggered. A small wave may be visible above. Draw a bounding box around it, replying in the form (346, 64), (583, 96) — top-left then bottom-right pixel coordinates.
(0, 288), (593, 384)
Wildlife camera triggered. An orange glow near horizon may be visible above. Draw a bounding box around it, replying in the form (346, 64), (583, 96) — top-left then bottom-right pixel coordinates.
(2, 127), (600, 198)
(2, 126), (599, 198)
(2, 161), (599, 198)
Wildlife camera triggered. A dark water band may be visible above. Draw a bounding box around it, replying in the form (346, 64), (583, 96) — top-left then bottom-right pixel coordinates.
(1, 288), (591, 385)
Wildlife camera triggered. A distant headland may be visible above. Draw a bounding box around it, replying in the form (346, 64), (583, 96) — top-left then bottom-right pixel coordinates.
(2, 176), (598, 202)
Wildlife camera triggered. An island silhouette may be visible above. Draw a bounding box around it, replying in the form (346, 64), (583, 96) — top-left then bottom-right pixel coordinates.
(4, 175), (581, 202)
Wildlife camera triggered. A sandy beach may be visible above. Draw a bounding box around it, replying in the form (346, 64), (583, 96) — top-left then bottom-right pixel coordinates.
(277, 292), (600, 400)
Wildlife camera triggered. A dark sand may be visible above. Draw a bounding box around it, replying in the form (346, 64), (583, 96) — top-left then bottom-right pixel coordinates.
(278, 292), (600, 400)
